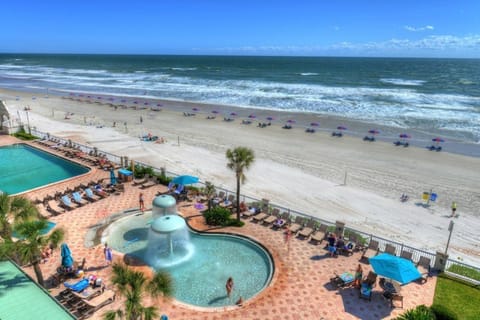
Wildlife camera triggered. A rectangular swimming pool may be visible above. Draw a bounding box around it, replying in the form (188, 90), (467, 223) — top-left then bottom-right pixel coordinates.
(0, 144), (90, 195)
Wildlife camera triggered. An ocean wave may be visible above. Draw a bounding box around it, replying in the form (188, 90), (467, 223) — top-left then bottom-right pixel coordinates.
(299, 73), (318, 76)
(171, 67), (197, 71)
(380, 78), (426, 86)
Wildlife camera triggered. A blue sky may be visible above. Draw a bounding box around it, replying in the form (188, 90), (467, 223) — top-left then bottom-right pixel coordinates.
(1, 0), (479, 57)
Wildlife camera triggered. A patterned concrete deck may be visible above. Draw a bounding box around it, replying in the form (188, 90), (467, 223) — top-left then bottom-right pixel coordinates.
(2, 136), (436, 319)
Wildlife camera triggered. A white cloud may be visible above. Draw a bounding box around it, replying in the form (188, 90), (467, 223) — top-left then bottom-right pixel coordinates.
(197, 34), (480, 58)
(404, 25), (435, 32)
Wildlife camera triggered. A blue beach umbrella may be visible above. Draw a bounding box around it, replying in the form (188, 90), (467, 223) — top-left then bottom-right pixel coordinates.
(110, 169), (117, 186)
(61, 243), (74, 268)
(369, 253), (421, 285)
(172, 175), (199, 185)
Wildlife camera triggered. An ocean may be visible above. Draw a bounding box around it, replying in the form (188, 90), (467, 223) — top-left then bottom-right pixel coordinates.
(1, 54), (479, 143)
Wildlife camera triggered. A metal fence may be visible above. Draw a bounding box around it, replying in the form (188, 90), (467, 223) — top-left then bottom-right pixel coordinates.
(29, 129), (480, 285)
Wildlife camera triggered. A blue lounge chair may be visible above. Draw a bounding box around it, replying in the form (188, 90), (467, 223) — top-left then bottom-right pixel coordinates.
(64, 278), (89, 292)
(174, 184), (184, 195)
(72, 192), (85, 206)
(84, 188), (99, 202)
(60, 195), (75, 210)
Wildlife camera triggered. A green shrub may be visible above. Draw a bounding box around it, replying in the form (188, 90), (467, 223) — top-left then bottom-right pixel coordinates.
(203, 207), (243, 227)
(12, 127), (37, 140)
(394, 305), (435, 320)
(203, 207), (232, 226)
(132, 165), (155, 178)
(431, 304), (458, 320)
(344, 229), (368, 245)
(155, 173), (172, 186)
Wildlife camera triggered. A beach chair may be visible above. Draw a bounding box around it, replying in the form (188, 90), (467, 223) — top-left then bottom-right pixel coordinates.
(310, 224), (329, 244)
(297, 220), (316, 239)
(72, 192), (86, 206)
(76, 289), (116, 318)
(46, 199), (64, 215)
(272, 212), (289, 229)
(417, 256), (431, 282)
(384, 244), (397, 256)
(288, 216), (305, 234)
(252, 211), (269, 223)
(174, 184), (185, 195)
(361, 240), (379, 261)
(242, 206), (260, 219)
(64, 278), (90, 293)
(133, 174), (149, 186)
(60, 195), (76, 210)
(400, 250), (413, 262)
(83, 188), (100, 202)
(263, 208), (280, 225)
(141, 177), (158, 189)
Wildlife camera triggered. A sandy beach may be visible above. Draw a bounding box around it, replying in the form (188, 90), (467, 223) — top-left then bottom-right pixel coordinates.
(2, 88), (480, 265)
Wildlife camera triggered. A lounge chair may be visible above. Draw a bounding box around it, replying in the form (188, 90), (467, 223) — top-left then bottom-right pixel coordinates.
(72, 192), (86, 206)
(46, 199), (64, 215)
(141, 177), (158, 189)
(298, 220), (316, 239)
(263, 208), (280, 225)
(133, 174), (150, 186)
(384, 244), (397, 255)
(174, 184), (185, 195)
(361, 240), (379, 261)
(242, 207), (261, 219)
(83, 188), (100, 202)
(400, 250), (413, 262)
(252, 211), (268, 223)
(60, 195), (76, 210)
(64, 278), (90, 292)
(417, 256), (431, 282)
(272, 212), (289, 229)
(77, 289), (116, 318)
(288, 216), (305, 234)
(310, 224), (328, 244)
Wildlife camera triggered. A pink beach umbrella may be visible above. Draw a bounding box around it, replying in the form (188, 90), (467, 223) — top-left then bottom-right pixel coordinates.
(230, 112), (238, 117)
(368, 129), (380, 135)
(286, 119), (296, 124)
(248, 114), (256, 119)
(337, 125), (347, 131)
(310, 122), (319, 127)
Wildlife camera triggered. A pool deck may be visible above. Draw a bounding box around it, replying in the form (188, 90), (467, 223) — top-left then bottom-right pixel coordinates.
(2, 136), (436, 320)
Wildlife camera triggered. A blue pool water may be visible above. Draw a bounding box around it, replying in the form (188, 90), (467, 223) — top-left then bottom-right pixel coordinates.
(0, 144), (90, 194)
(104, 213), (273, 307)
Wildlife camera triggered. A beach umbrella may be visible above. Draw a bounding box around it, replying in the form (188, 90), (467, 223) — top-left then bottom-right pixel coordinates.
(144, 102), (149, 105)
(133, 101), (139, 104)
(230, 112), (238, 116)
(368, 129), (380, 135)
(369, 253), (421, 285)
(157, 103), (163, 107)
(110, 169), (117, 186)
(286, 119), (296, 124)
(337, 126), (347, 131)
(399, 133), (411, 139)
(192, 107), (199, 112)
(97, 96), (102, 100)
(266, 116), (275, 121)
(248, 114), (256, 119)
(310, 122), (320, 127)
(212, 110), (219, 114)
(432, 137), (445, 143)
(172, 175), (199, 185)
(61, 243), (74, 268)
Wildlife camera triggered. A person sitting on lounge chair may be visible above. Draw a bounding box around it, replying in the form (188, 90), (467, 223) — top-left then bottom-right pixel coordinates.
(239, 201), (248, 212)
(273, 217), (285, 228)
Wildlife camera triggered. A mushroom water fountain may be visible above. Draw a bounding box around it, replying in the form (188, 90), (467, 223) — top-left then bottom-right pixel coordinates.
(144, 195), (194, 268)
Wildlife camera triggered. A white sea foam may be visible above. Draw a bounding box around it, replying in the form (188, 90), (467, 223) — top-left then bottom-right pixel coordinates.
(380, 78), (426, 86)
(299, 73), (319, 76)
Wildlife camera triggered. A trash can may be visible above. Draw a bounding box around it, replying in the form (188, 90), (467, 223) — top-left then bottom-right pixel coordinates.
(118, 169), (133, 182)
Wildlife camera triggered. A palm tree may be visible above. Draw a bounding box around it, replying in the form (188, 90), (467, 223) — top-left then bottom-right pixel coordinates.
(226, 147), (255, 221)
(0, 193), (39, 240)
(15, 219), (64, 287)
(104, 262), (173, 320)
(202, 181), (216, 211)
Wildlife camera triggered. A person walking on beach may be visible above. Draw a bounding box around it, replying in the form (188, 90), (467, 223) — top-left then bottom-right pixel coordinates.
(451, 201), (457, 217)
(104, 243), (113, 266)
(226, 277), (234, 298)
(139, 192), (145, 212)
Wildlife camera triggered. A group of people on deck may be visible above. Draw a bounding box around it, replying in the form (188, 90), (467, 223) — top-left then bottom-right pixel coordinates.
(326, 233), (354, 257)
